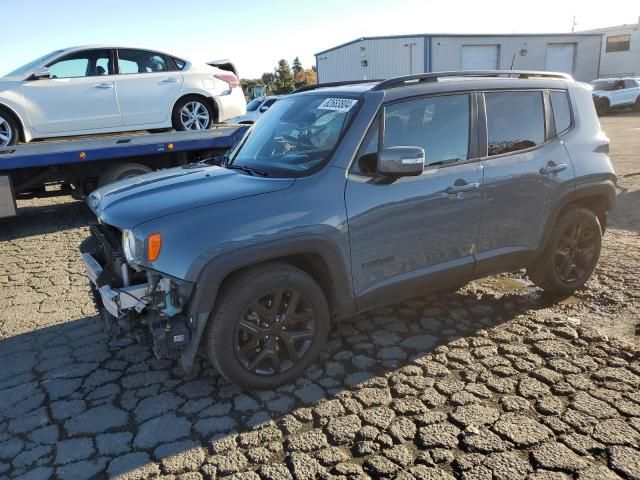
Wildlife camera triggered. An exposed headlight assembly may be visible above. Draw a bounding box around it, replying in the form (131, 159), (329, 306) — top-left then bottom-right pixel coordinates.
(122, 229), (139, 264)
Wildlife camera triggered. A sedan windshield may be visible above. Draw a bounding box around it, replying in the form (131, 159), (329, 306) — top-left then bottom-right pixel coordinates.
(227, 94), (359, 177)
(4, 50), (64, 78)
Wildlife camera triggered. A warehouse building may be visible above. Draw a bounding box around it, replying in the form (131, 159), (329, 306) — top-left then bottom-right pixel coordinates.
(582, 20), (640, 77)
(315, 33), (603, 83)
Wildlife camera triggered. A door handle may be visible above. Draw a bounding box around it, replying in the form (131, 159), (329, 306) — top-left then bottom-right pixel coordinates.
(94, 82), (113, 89)
(446, 181), (480, 195)
(161, 77), (179, 83)
(539, 162), (568, 175)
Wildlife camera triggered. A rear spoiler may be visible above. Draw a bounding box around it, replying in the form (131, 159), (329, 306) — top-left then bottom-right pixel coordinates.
(207, 59), (238, 77)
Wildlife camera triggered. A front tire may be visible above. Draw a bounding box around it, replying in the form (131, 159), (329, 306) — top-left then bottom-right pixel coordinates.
(98, 162), (153, 187)
(172, 96), (214, 131)
(527, 207), (602, 296)
(0, 111), (18, 148)
(596, 98), (610, 116)
(206, 262), (330, 390)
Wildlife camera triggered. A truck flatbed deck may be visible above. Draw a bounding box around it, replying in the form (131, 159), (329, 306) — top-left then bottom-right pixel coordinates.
(0, 126), (248, 218)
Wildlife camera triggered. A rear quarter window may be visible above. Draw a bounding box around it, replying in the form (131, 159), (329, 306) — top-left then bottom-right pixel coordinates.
(550, 91), (572, 134)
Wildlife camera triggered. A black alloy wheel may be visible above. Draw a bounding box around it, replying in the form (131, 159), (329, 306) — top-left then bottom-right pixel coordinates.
(234, 287), (316, 375)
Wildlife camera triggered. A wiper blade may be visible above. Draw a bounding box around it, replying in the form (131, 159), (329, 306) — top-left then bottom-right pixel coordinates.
(226, 164), (269, 177)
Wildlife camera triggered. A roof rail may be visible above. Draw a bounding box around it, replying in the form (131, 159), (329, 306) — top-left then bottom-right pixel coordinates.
(371, 70), (572, 91)
(291, 79), (382, 94)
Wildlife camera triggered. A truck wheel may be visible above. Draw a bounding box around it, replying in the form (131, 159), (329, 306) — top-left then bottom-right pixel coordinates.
(527, 207), (602, 296)
(98, 162), (152, 187)
(206, 262), (330, 390)
(172, 96), (214, 131)
(0, 111), (18, 148)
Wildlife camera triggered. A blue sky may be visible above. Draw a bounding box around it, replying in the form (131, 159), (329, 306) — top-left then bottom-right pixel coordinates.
(1, 0), (636, 78)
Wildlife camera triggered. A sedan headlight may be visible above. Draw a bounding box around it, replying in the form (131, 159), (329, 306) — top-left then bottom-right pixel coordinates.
(122, 229), (138, 264)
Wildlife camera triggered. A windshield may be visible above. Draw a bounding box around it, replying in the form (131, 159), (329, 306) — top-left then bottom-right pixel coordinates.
(590, 81), (616, 91)
(4, 50), (65, 78)
(246, 98), (264, 111)
(228, 94), (359, 177)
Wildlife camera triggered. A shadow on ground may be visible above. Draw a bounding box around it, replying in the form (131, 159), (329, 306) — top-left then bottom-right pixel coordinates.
(0, 283), (568, 479)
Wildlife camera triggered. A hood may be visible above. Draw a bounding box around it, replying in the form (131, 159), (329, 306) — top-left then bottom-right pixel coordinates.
(89, 164), (294, 229)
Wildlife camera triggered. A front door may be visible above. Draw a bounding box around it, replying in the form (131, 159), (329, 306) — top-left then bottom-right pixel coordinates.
(345, 93), (483, 310)
(115, 49), (184, 126)
(476, 89), (575, 274)
(22, 49), (121, 134)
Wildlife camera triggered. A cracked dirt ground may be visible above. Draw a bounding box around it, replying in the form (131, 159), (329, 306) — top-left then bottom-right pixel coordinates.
(0, 114), (639, 480)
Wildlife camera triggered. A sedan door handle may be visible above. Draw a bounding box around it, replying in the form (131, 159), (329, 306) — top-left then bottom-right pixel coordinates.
(539, 162), (568, 175)
(161, 77), (179, 83)
(446, 182), (480, 195)
(94, 82), (113, 89)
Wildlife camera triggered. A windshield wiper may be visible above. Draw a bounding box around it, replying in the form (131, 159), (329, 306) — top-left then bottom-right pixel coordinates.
(226, 164), (269, 177)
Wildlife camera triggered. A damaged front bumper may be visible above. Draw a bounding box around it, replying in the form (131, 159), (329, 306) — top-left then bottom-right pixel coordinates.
(82, 252), (149, 318)
(81, 224), (196, 365)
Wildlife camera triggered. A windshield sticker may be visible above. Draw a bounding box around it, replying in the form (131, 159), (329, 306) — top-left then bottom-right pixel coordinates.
(317, 98), (358, 112)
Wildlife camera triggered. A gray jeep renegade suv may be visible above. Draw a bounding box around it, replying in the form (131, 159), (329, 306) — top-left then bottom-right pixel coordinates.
(82, 70), (616, 390)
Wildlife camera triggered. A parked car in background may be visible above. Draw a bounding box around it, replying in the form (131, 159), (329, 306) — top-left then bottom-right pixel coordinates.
(0, 46), (246, 147)
(229, 96), (280, 124)
(81, 70), (615, 390)
(590, 78), (640, 115)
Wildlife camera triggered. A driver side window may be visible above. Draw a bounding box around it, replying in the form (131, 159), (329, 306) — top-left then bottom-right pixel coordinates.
(47, 49), (112, 79)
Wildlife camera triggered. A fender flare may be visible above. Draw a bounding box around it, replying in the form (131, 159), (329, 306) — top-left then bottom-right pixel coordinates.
(534, 178), (617, 260)
(179, 234), (356, 371)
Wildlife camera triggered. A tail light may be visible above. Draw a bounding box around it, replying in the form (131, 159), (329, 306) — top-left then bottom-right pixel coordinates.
(214, 74), (239, 89)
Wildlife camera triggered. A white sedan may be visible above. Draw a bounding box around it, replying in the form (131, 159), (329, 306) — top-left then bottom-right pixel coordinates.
(0, 46), (246, 147)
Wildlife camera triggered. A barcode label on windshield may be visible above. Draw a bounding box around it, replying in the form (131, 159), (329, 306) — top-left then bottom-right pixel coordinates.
(317, 98), (358, 112)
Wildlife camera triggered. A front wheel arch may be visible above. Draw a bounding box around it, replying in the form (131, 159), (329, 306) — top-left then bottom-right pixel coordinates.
(0, 104), (25, 143)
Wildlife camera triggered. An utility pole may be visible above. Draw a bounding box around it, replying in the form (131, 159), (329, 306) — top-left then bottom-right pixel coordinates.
(571, 16), (577, 32)
(404, 42), (417, 74)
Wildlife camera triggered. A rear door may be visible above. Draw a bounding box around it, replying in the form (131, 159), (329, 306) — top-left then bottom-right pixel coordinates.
(115, 49), (184, 126)
(345, 92), (484, 309)
(475, 89), (575, 275)
(22, 48), (121, 134)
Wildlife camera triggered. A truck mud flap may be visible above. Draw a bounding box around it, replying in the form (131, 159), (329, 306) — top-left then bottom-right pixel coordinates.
(0, 175), (17, 219)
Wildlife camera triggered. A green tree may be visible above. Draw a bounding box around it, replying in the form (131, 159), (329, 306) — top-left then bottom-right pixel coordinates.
(292, 57), (303, 76)
(273, 59), (294, 94)
(261, 72), (275, 93)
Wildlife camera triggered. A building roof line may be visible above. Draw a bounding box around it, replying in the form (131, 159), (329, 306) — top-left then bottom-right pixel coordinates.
(315, 32), (603, 56)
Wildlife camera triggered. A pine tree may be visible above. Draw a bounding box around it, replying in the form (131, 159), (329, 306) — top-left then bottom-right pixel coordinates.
(273, 59), (294, 94)
(292, 57), (303, 76)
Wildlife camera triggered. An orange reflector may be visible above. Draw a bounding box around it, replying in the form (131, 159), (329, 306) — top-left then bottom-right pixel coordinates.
(79, 152), (87, 159)
(167, 143), (174, 150)
(147, 233), (162, 262)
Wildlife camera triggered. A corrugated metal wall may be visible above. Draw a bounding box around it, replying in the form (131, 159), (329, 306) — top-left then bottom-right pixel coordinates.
(316, 36), (425, 83)
(316, 34), (602, 82)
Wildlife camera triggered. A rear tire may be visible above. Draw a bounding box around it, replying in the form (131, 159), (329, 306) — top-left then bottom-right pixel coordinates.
(634, 96), (640, 112)
(98, 162), (152, 187)
(172, 96), (214, 131)
(596, 99), (610, 116)
(0, 110), (18, 148)
(527, 208), (602, 296)
(206, 262), (330, 390)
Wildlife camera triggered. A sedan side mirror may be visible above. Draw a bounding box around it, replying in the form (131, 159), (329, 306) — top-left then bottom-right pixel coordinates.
(377, 146), (425, 177)
(32, 66), (51, 80)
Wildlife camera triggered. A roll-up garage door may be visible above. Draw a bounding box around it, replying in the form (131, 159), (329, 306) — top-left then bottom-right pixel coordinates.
(545, 44), (576, 75)
(461, 45), (499, 70)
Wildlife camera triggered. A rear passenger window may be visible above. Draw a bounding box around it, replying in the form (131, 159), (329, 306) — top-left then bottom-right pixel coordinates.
(550, 91), (572, 134)
(384, 94), (470, 166)
(485, 91), (545, 156)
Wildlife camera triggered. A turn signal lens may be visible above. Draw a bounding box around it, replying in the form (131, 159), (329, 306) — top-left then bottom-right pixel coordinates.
(147, 233), (162, 262)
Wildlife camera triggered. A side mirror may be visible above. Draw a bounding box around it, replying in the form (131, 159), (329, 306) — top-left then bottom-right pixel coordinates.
(377, 146), (425, 177)
(32, 66), (51, 80)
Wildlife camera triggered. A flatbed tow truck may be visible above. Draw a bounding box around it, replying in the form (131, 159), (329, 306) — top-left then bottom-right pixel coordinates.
(0, 126), (248, 218)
